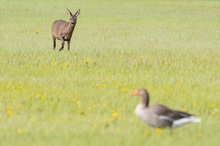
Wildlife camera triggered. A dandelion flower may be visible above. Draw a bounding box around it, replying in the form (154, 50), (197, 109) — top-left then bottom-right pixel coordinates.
(156, 128), (161, 134)
(197, 132), (203, 138)
(85, 60), (91, 63)
(35, 29), (39, 34)
(17, 129), (23, 134)
(117, 131), (123, 135)
(93, 123), (98, 128)
(112, 112), (118, 118)
(210, 104), (215, 109)
(144, 130), (150, 135)
(48, 102), (53, 105)
(106, 118), (111, 124)
(63, 63), (69, 68)
(37, 93), (46, 100)
(211, 109), (218, 116)
(53, 86), (58, 90)
(76, 101), (81, 108)
(179, 108), (186, 112)
(121, 88), (127, 93)
(7, 109), (13, 116)
(50, 61), (56, 66)
(37, 93), (41, 97)
(192, 103), (197, 108)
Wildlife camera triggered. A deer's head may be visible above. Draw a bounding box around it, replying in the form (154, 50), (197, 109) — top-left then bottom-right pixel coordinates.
(67, 9), (80, 26)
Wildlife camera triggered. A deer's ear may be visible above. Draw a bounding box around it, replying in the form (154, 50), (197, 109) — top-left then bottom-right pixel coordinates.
(66, 9), (73, 17)
(74, 9), (80, 17)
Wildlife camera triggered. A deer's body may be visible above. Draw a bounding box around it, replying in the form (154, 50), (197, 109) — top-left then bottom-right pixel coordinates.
(51, 9), (80, 51)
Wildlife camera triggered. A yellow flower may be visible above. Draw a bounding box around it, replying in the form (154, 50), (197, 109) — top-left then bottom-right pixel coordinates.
(179, 108), (186, 112)
(93, 123), (98, 128)
(72, 98), (81, 108)
(179, 80), (183, 87)
(27, 64), (32, 68)
(17, 129), (23, 134)
(117, 131), (123, 135)
(76, 101), (81, 108)
(85, 60), (91, 63)
(212, 111), (217, 116)
(112, 112), (118, 118)
(37, 93), (41, 97)
(63, 63), (69, 68)
(7, 109), (13, 116)
(156, 128), (161, 134)
(96, 83), (105, 88)
(77, 64), (81, 67)
(192, 103), (197, 108)
(197, 132), (203, 138)
(35, 29), (39, 33)
(53, 86), (58, 90)
(50, 61), (56, 66)
(37, 93), (46, 100)
(120, 55), (123, 59)
(211, 108), (218, 116)
(48, 102), (53, 105)
(210, 104), (215, 109)
(29, 118), (35, 123)
(121, 88), (127, 93)
(106, 118), (111, 124)
(120, 107), (125, 111)
(144, 130), (150, 135)
(72, 98), (77, 102)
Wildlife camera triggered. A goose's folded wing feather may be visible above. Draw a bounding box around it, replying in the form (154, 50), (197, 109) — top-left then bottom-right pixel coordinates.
(151, 104), (192, 121)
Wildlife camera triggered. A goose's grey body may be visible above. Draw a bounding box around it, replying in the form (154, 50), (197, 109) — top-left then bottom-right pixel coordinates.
(132, 88), (201, 128)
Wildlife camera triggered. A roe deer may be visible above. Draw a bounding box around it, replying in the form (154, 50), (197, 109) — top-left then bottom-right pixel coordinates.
(51, 9), (80, 51)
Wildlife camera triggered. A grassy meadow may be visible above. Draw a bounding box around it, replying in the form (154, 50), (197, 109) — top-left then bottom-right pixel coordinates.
(0, 0), (220, 145)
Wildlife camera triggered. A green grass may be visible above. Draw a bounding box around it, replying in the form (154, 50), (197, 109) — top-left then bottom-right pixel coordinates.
(0, 0), (220, 146)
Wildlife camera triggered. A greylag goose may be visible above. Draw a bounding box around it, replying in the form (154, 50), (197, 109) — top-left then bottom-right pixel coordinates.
(131, 88), (201, 128)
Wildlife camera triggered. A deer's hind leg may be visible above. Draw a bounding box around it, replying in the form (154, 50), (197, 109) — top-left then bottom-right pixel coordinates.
(52, 36), (56, 50)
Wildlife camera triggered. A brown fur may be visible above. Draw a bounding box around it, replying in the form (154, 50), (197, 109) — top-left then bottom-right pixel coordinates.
(51, 9), (80, 51)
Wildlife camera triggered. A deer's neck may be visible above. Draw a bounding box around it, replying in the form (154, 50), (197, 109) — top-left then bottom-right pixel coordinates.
(66, 23), (75, 32)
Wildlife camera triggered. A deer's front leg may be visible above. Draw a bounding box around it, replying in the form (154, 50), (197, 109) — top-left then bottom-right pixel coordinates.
(52, 36), (56, 50)
(59, 36), (65, 51)
(67, 40), (71, 51)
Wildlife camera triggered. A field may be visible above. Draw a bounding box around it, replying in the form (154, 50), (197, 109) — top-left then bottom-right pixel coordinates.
(0, 0), (220, 145)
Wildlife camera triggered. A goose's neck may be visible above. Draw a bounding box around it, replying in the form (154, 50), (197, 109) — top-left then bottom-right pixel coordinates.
(141, 93), (149, 107)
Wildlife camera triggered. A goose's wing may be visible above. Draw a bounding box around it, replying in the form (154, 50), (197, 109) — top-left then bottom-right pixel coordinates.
(151, 104), (192, 121)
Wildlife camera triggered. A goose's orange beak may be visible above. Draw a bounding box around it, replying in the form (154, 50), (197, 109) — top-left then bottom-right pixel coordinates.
(131, 90), (138, 96)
